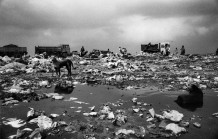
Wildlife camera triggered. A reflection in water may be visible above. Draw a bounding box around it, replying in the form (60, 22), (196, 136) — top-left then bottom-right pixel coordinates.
(54, 84), (75, 94)
(175, 100), (203, 111)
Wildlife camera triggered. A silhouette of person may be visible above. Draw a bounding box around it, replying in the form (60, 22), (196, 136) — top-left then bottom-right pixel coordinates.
(80, 46), (87, 57)
(81, 46), (85, 53)
(180, 45), (185, 55)
(174, 48), (178, 55)
(165, 44), (170, 56)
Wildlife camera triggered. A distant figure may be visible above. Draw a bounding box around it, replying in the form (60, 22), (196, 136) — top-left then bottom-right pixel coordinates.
(180, 45), (185, 55)
(165, 44), (170, 56)
(42, 52), (48, 58)
(216, 48), (218, 55)
(81, 46), (85, 53)
(119, 47), (127, 55)
(119, 47), (122, 54)
(174, 48), (178, 55)
(107, 48), (111, 54)
(80, 46), (87, 57)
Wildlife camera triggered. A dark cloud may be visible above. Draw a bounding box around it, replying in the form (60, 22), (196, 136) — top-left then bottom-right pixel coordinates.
(0, 0), (113, 30)
(0, 0), (217, 55)
(1, 0), (217, 31)
(118, 0), (218, 18)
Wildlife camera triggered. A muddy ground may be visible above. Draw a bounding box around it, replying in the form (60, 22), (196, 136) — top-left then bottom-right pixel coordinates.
(0, 54), (218, 139)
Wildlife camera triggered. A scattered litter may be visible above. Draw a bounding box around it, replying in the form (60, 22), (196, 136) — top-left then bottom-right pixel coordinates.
(179, 121), (190, 127)
(212, 112), (218, 118)
(3, 118), (26, 128)
(149, 108), (155, 118)
(29, 115), (52, 130)
(29, 128), (42, 139)
(45, 93), (60, 98)
(193, 122), (201, 128)
(8, 128), (33, 139)
(39, 80), (49, 87)
(89, 112), (98, 116)
(8, 85), (22, 93)
(163, 110), (184, 122)
(27, 107), (35, 117)
(50, 114), (59, 118)
(146, 117), (154, 122)
(1, 53), (218, 138)
(165, 123), (186, 135)
(52, 95), (64, 100)
(159, 120), (167, 128)
(132, 98), (137, 103)
(133, 108), (140, 113)
(64, 97), (78, 101)
(115, 129), (135, 136)
(107, 112), (115, 119)
(89, 106), (95, 111)
(2, 99), (19, 106)
(74, 101), (89, 104)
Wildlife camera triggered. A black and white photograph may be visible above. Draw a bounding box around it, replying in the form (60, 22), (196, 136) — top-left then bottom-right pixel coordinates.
(0, 0), (218, 138)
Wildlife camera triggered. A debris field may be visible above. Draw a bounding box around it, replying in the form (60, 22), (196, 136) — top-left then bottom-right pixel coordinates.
(0, 53), (218, 139)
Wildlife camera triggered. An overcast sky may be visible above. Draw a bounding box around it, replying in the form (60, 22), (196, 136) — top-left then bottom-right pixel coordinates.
(0, 0), (217, 55)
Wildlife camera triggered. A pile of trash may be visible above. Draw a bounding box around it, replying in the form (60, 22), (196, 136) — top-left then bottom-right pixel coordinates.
(26, 57), (53, 73)
(1, 53), (218, 103)
(0, 55), (54, 74)
(0, 78), (54, 106)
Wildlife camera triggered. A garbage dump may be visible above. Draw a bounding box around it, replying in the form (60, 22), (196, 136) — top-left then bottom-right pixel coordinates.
(0, 52), (218, 139)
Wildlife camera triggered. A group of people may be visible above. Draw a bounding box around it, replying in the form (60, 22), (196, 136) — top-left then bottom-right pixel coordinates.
(81, 45), (218, 57)
(174, 45), (186, 56)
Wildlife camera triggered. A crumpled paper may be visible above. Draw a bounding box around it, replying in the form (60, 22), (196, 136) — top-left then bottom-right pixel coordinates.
(29, 115), (52, 130)
(3, 118), (26, 128)
(163, 110), (184, 122)
(165, 123), (186, 135)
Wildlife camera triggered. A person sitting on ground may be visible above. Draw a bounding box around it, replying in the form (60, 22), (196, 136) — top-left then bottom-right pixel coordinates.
(180, 45), (185, 55)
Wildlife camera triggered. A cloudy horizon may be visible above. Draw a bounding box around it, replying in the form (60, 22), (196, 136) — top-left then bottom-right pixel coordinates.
(0, 0), (218, 55)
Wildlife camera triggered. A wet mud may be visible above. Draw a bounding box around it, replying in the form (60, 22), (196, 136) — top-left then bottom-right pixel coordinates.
(1, 84), (218, 139)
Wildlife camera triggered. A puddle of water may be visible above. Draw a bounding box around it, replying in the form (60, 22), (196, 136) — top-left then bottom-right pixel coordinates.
(1, 85), (218, 139)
